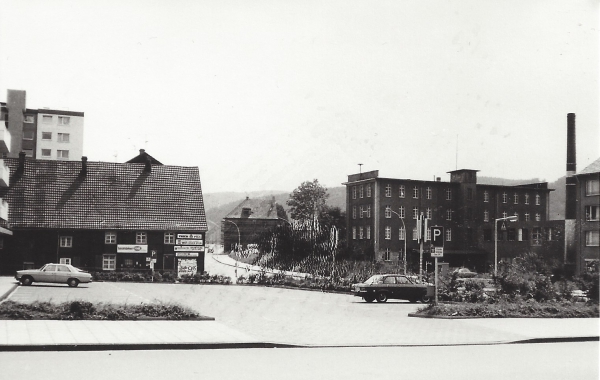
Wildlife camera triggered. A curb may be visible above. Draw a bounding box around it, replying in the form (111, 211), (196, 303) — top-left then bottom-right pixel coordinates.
(0, 342), (300, 352)
(0, 282), (18, 303)
(408, 313), (484, 319)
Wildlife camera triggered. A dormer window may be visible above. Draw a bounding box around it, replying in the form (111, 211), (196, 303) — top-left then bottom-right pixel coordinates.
(242, 208), (252, 217)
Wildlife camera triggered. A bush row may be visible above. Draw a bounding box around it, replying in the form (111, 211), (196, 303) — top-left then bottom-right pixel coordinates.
(92, 271), (231, 285)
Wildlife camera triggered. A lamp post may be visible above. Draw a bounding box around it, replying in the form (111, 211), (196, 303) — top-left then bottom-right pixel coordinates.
(225, 219), (241, 280)
(388, 209), (407, 274)
(494, 215), (518, 277)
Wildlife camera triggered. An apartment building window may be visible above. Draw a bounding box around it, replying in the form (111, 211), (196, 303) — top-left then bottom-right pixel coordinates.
(359, 206), (364, 218)
(586, 205), (600, 221)
(532, 228), (542, 246)
(59, 236), (72, 247)
(23, 130), (34, 140)
(385, 226), (391, 240)
(412, 228), (418, 241)
(136, 232), (147, 244)
(42, 132), (52, 140)
(413, 186), (419, 199)
(446, 188), (452, 200)
(484, 191), (489, 202)
(42, 115), (52, 123)
(398, 206), (405, 218)
(467, 188), (473, 200)
(23, 149), (34, 157)
(412, 207), (419, 219)
(399, 185), (405, 198)
(366, 184), (371, 197)
(525, 213), (530, 221)
(58, 133), (70, 143)
(164, 232), (175, 244)
(58, 116), (70, 125)
(103, 254), (116, 271)
(105, 232), (117, 244)
(384, 206), (391, 218)
(59, 258), (72, 265)
(446, 209), (452, 221)
(383, 249), (391, 261)
(399, 227), (406, 240)
(367, 205), (371, 218)
(426, 187), (432, 199)
(57, 150), (69, 159)
(514, 193), (519, 204)
(359, 185), (364, 198)
(513, 212), (519, 221)
(366, 226), (371, 239)
(535, 213), (541, 222)
(446, 228), (452, 242)
(359, 227), (364, 239)
(546, 227), (553, 241)
(352, 227), (356, 240)
(426, 208), (432, 219)
(352, 187), (357, 199)
(24, 115), (34, 123)
(502, 192), (507, 203)
(484, 210), (489, 222)
(587, 179), (600, 196)
(352, 206), (357, 219)
(385, 184), (392, 197)
(586, 231), (599, 246)
(41, 149), (51, 158)
(525, 194), (530, 205)
(535, 194), (541, 205)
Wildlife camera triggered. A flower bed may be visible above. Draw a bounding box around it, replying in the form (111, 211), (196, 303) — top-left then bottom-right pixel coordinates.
(415, 300), (599, 318)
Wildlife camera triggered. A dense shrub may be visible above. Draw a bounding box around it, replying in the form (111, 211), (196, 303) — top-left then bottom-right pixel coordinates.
(417, 300), (599, 318)
(92, 271), (230, 285)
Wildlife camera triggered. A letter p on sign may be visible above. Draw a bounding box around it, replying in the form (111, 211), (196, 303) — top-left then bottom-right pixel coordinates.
(431, 226), (444, 248)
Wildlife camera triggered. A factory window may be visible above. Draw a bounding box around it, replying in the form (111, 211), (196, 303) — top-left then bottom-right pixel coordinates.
(58, 133), (70, 143)
(525, 213), (530, 221)
(385, 184), (392, 197)
(426, 187), (432, 199)
(57, 150), (69, 159)
(546, 227), (553, 241)
(385, 226), (391, 240)
(385, 206), (391, 218)
(352, 206), (356, 219)
(426, 208), (432, 219)
(484, 191), (489, 203)
(41, 149), (51, 157)
(42, 132), (52, 140)
(412, 207), (419, 219)
(514, 193), (519, 204)
(586, 179), (600, 196)
(426, 229), (431, 241)
(23, 130), (34, 140)
(483, 210), (489, 222)
(586, 206), (600, 221)
(445, 228), (452, 242)
(399, 227), (405, 240)
(413, 186), (419, 199)
(399, 185), (405, 198)
(502, 212), (507, 219)
(398, 206), (405, 218)
(58, 116), (70, 125)
(412, 228), (418, 241)
(525, 194), (530, 205)
(383, 249), (391, 261)
(164, 232), (175, 244)
(59, 236), (72, 247)
(352, 227), (356, 240)
(366, 205), (371, 218)
(366, 184), (372, 197)
(502, 192), (507, 203)
(586, 231), (599, 246)
(359, 185), (364, 198)
(103, 254), (116, 271)
(532, 228), (542, 246)
(24, 115), (34, 123)
(42, 115), (52, 123)
(446, 188), (452, 200)
(352, 187), (357, 199)
(446, 209), (452, 221)
(105, 232), (117, 244)
(513, 212), (519, 221)
(359, 206), (364, 218)
(366, 226), (371, 239)
(359, 227), (364, 240)
(535, 194), (541, 205)
(136, 232), (147, 244)
(535, 213), (541, 222)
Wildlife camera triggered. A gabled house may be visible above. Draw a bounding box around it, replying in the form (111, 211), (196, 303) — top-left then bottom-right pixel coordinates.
(575, 157), (600, 274)
(0, 152), (207, 276)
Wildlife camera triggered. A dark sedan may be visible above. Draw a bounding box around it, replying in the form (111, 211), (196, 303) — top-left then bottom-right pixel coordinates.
(352, 274), (434, 303)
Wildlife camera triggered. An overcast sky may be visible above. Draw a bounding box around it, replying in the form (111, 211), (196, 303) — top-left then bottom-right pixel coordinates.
(1, 0), (598, 194)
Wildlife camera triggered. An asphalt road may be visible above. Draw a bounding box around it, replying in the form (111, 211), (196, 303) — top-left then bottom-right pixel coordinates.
(1, 342), (597, 380)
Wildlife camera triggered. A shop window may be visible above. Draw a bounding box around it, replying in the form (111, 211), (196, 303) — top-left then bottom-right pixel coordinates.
(103, 254), (116, 270)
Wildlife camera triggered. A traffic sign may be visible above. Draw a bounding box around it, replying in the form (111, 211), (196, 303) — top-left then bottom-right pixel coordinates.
(431, 247), (444, 258)
(430, 226), (445, 247)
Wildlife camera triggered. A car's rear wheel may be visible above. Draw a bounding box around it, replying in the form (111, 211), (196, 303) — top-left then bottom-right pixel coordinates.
(67, 278), (79, 287)
(20, 276), (33, 286)
(363, 296), (374, 303)
(421, 294), (432, 303)
(376, 292), (388, 303)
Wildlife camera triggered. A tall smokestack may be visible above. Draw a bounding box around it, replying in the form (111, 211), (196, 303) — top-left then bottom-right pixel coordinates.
(565, 113), (577, 220)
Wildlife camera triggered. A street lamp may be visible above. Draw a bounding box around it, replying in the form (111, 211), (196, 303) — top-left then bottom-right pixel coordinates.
(388, 209), (407, 274)
(224, 219), (241, 280)
(494, 215), (518, 277)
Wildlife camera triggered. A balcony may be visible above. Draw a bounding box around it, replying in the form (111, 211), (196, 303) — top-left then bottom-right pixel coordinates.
(0, 199), (8, 221)
(0, 126), (10, 154)
(0, 160), (8, 187)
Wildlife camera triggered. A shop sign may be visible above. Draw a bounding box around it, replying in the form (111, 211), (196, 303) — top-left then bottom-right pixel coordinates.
(175, 246), (205, 252)
(117, 244), (148, 253)
(178, 234), (203, 239)
(176, 239), (203, 245)
(176, 252), (199, 257)
(177, 258), (197, 277)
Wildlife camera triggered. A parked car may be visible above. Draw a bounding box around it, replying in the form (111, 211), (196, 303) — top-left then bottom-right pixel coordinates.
(15, 263), (92, 287)
(453, 268), (478, 278)
(352, 274), (434, 303)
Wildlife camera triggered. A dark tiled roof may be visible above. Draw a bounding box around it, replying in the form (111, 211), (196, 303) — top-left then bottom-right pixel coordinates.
(225, 197), (279, 219)
(126, 150), (163, 165)
(577, 157), (600, 176)
(0, 158), (207, 231)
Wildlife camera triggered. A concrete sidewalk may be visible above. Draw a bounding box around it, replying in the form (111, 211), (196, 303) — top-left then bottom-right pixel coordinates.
(0, 276), (598, 351)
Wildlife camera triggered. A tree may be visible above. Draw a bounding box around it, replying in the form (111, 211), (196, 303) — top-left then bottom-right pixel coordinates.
(286, 179), (329, 223)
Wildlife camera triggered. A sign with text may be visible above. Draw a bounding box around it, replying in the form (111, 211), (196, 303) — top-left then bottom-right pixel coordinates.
(430, 226), (445, 248)
(175, 246), (205, 252)
(178, 234), (203, 239)
(176, 252), (199, 257)
(431, 247), (444, 258)
(177, 258), (197, 277)
(117, 244), (148, 253)
(176, 239), (203, 245)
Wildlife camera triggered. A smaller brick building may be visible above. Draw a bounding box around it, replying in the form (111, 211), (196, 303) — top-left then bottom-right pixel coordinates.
(574, 157), (600, 274)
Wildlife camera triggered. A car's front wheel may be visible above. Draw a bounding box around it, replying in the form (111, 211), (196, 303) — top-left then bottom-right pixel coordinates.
(421, 294), (432, 303)
(376, 292), (388, 303)
(67, 278), (79, 287)
(363, 296), (374, 303)
(20, 276), (33, 286)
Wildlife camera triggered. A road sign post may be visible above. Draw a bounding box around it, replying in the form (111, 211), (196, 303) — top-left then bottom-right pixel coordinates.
(430, 226), (445, 305)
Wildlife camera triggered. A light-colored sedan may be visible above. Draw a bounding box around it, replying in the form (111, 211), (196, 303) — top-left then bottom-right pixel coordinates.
(15, 263), (92, 287)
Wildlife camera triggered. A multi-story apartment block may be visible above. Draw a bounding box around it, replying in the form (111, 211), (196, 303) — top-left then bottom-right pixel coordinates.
(575, 158), (600, 274)
(0, 89), (84, 161)
(344, 169), (562, 272)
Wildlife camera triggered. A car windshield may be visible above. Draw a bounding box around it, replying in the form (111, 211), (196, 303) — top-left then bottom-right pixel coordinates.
(364, 275), (384, 284)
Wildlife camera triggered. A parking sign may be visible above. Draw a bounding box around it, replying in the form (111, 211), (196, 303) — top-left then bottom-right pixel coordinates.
(430, 226), (444, 257)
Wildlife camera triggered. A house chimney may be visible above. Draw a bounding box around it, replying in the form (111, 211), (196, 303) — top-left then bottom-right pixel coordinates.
(436, 177), (441, 182)
(80, 156), (88, 175)
(18, 151), (26, 171)
(139, 149), (145, 155)
(565, 113), (577, 220)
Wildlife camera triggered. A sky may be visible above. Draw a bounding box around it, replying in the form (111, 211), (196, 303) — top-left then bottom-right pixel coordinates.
(0, 0), (598, 194)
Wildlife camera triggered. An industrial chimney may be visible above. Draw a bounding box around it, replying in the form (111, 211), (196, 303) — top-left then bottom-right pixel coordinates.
(565, 113), (577, 220)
